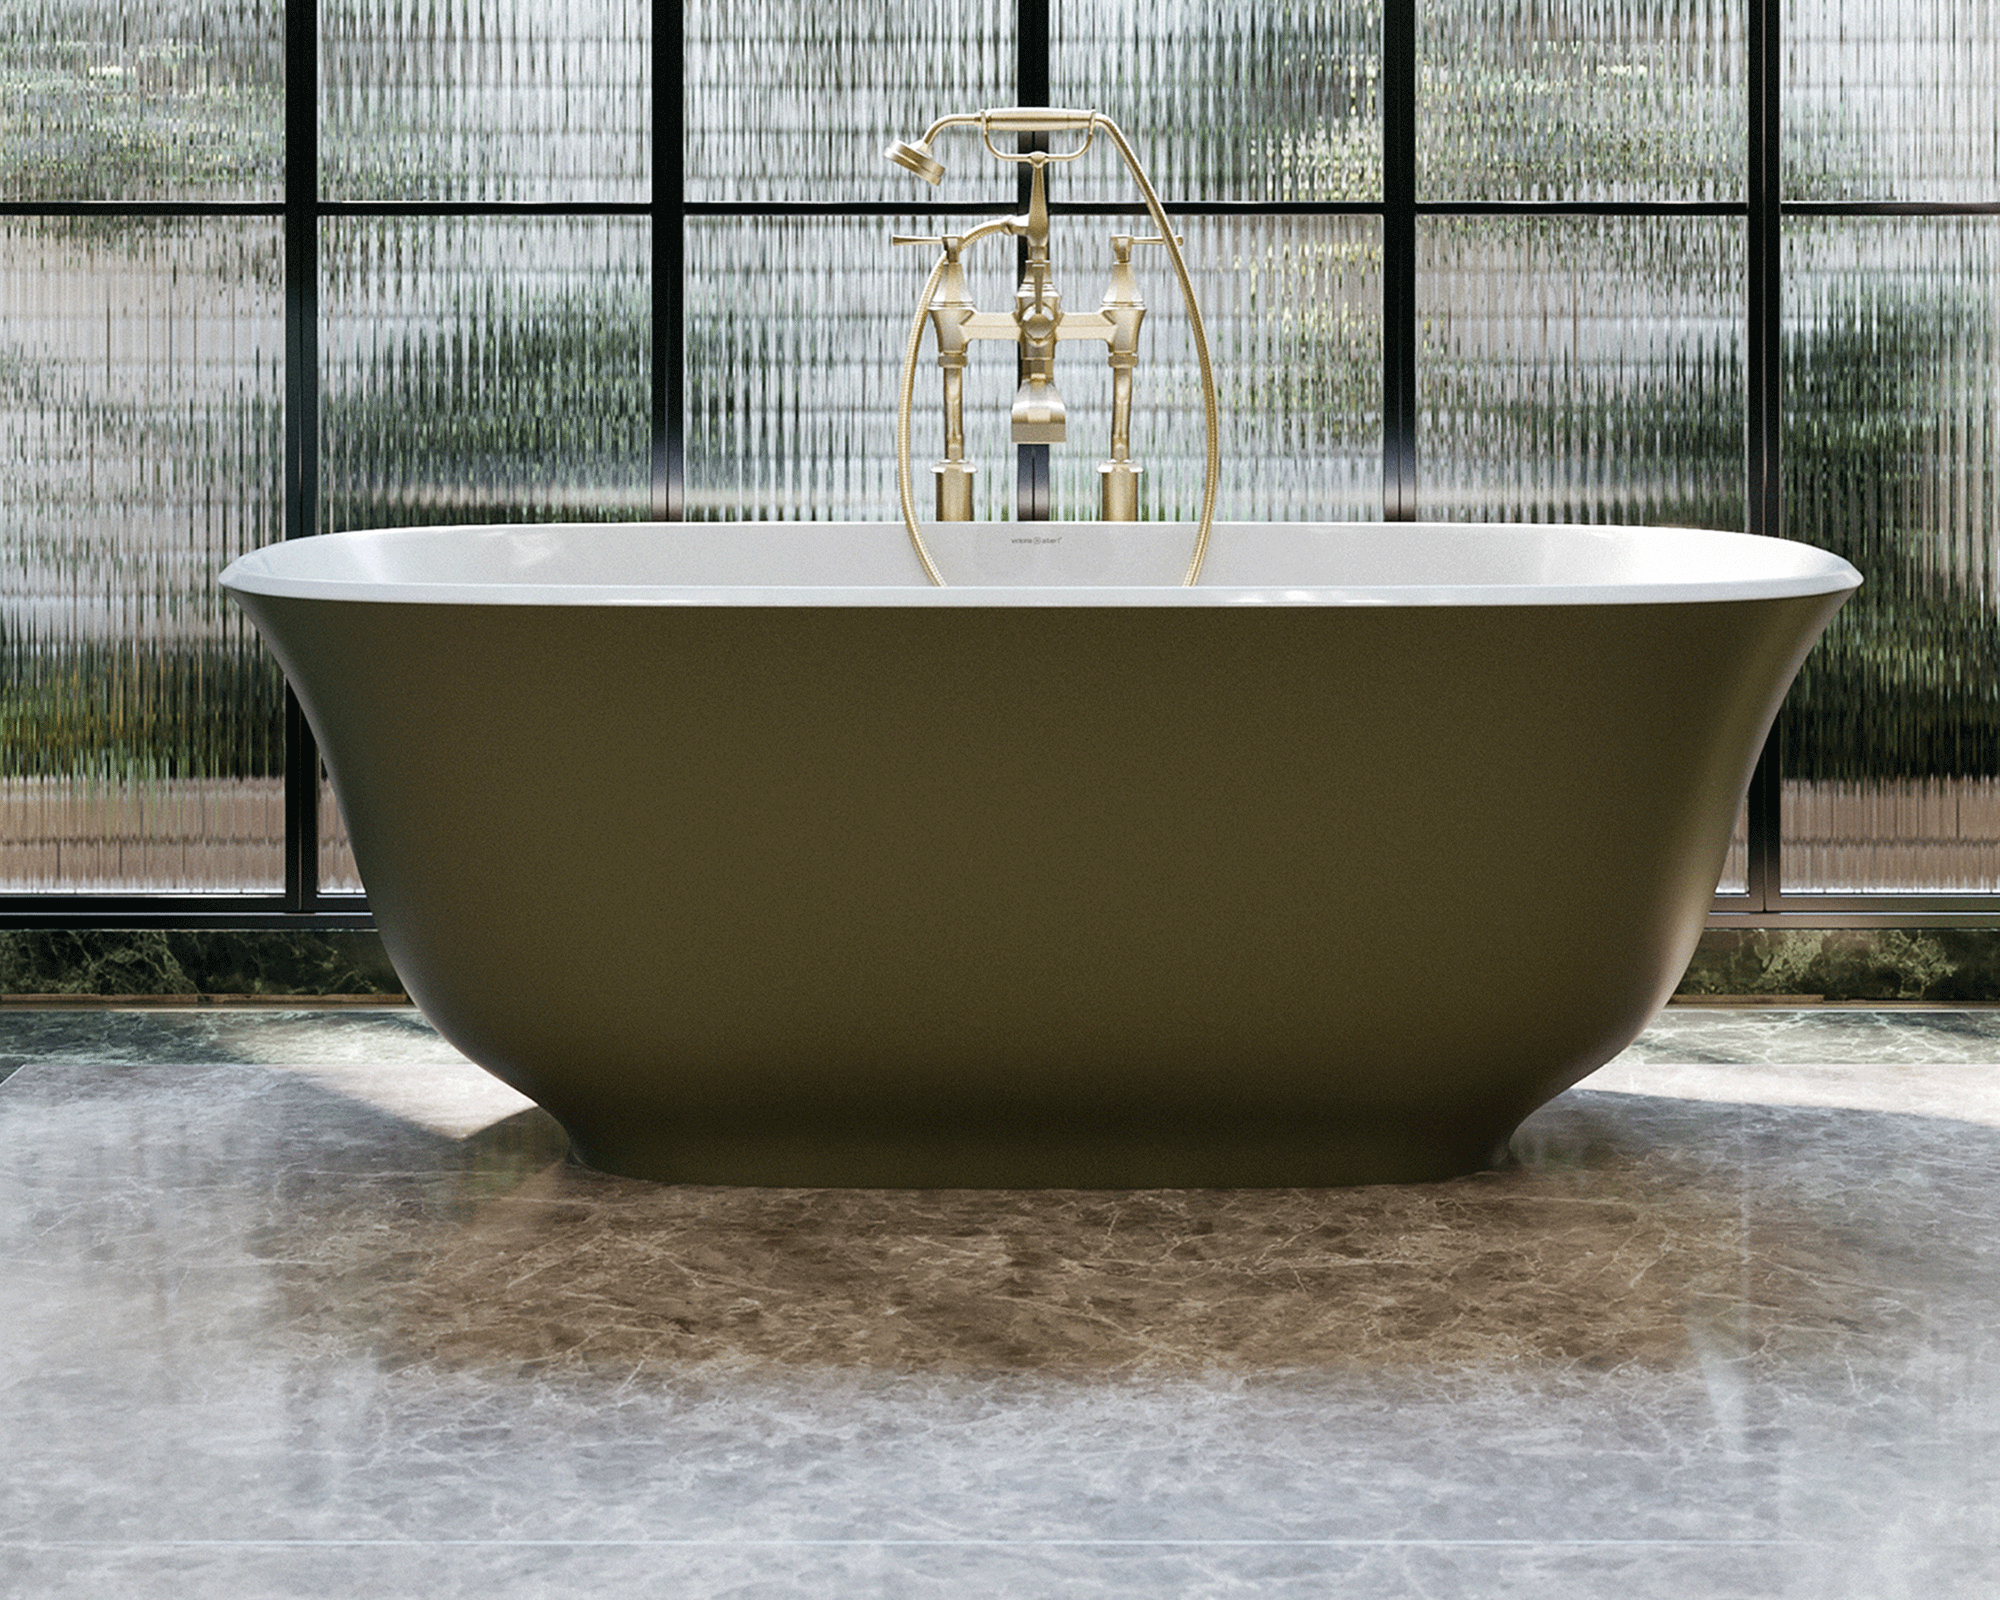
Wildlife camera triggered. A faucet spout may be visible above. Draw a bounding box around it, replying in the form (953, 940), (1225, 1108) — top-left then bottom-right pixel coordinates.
(1010, 157), (1066, 444)
(1011, 379), (1066, 445)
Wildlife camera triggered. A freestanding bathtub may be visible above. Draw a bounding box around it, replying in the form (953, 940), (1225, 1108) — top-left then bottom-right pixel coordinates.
(222, 519), (1858, 1187)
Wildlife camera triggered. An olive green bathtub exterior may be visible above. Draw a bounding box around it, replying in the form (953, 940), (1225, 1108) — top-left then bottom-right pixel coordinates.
(235, 590), (1848, 1186)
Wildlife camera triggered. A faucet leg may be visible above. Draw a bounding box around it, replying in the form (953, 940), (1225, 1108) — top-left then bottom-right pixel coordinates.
(1100, 356), (1141, 520)
(935, 347), (976, 521)
(1098, 241), (1146, 522)
(935, 460), (977, 521)
(1099, 461), (1141, 522)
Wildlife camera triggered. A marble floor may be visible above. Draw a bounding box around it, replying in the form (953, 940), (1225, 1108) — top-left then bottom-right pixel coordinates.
(2, 1006), (1998, 1598)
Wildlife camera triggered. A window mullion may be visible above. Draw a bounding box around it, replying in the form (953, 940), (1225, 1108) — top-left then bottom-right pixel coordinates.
(1383, 0), (1417, 521)
(282, 0), (322, 911)
(1744, 0), (1784, 909)
(654, 0), (684, 520)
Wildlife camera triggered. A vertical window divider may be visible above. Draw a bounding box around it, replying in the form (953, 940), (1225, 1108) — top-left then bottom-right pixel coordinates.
(1016, 0), (1052, 521)
(1744, 0), (1784, 909)
(1382, 0), (1418, 521)
(282, 0), (322, 912)
(654, 0), (684, 520)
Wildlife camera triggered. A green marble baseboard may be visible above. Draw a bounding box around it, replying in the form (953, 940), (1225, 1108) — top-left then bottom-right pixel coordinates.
(0, 930), (405, 1002)
(4, 926), (2000, 1005)
(1676, 928), (2000, 1003)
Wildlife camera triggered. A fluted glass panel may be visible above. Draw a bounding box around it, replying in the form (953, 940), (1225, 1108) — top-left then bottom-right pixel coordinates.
(1046, 216), (1381, 522)
(1785, 0), (2000, 203)
(321, 0), (648, 202)
(1418, 0), (1745, 202)
(0, 219), (285, 892)
(685, 217), (1018, 522)
(319, 765), (361, 894)
(1418, 217), (1745, 529)
(686, 0), (1012, 204)
(1051, 1), (1381, 202)
(0, 0), (282, 201)
(320, 217), (650, 532)
(1719, 802), (1747, 896)
(1781, 219), (2000, 891)
(1783, 779), (2000, 894)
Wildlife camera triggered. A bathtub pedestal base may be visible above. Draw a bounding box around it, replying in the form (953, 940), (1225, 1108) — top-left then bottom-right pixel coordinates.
(560, 1116), (1521, 1190)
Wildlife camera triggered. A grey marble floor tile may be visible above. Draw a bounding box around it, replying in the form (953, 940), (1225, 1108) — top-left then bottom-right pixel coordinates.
(3, 1009), (1999, 1597)
(1586, 1052), (2000, 1127)
(0, 1005), (447, 1072)
(1619, 1005), (2000, 1065)
(11, 1000), (1997, 1080)
(0, 1539), (1957, 1600)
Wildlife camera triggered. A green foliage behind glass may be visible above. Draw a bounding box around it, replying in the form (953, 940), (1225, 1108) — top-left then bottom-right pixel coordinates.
(1780, 282), (2000, 781)
(0, 636), (284, 781)
(0, 2), (283, 200)
(319, 220), (651, 532)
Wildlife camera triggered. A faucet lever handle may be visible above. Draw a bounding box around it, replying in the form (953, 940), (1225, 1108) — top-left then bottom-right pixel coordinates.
(892, 234), (947, 248)
(1108, 233), (1185, 264)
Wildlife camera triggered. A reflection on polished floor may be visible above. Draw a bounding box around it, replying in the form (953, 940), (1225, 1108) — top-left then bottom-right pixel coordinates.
(2, 1006), (1997, 1598)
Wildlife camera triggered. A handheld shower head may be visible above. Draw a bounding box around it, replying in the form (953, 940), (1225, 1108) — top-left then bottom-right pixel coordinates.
(884, 138), (946, 185)
(887, 109), (1101, 186)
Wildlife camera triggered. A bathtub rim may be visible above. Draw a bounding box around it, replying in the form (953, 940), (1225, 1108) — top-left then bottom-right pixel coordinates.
(219, 519), (1863, 609)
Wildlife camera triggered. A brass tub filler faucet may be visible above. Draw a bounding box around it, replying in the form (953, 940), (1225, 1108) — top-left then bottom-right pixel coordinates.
(885, 108), (1220, 585)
